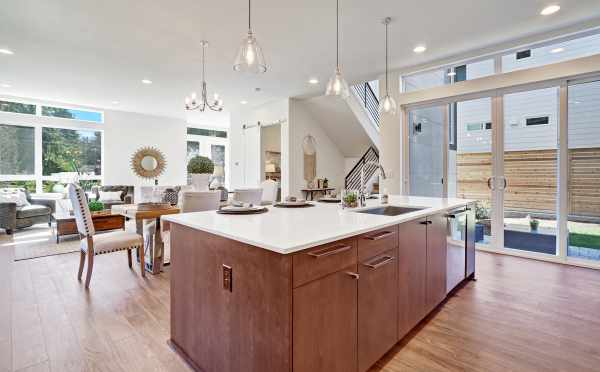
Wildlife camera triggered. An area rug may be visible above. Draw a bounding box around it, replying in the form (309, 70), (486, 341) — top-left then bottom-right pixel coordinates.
(2, 224), (80, 261)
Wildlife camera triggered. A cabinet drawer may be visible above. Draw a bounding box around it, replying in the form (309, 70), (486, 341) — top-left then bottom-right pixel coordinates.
(94, 216), (125, 231)
(293, 239), (357, 288)
(357, 226), (398, 261)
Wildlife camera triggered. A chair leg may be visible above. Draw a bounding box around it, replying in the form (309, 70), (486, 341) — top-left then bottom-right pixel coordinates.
(139, 246), (146, 278)
(127, 249), (132, 268)
(77, 250), (86, 281)
(85, 252), (94, 289)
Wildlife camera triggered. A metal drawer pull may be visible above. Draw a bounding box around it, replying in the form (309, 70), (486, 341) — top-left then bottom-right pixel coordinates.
(419, 220), (432, 225)
(346, 271), (360, 280)
(364, 255), (395, 269)
(307, 244), (352, 258)
(364, 231), (395, 241)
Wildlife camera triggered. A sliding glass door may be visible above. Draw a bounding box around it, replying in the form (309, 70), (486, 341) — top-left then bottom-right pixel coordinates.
(567, 80), (600, 262)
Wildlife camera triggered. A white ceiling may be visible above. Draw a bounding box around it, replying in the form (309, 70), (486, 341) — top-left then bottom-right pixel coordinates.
(1, 0), (600, 125)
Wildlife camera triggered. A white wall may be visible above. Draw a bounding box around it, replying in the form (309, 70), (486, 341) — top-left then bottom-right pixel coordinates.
(288, 99), (345, 197)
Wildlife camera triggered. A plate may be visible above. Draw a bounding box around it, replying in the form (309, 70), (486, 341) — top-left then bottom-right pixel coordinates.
(274, 201), (314, 208)
(217, 206), (268, 215)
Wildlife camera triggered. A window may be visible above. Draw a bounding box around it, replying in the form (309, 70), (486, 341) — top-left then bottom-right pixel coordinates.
(42, 127), (102, 176)
(503, 33), (600, 72)
(187, 141), (200, 161)
(0, 124), (35, 175)
(466, 122), (492, 131)
(516, 50), (532, 60)
(187, 127), (227, 138)
(0, 100), (36, 115)
(211, 144), (225, 183)
(41, 106), (103, 123)
(526, 116), (550, 126)
(403, 59), (495, 93)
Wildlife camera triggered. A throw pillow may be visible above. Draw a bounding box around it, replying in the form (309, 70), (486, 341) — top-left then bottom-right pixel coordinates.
(98, 191), (123, 202)
(0, 189), (30, 207)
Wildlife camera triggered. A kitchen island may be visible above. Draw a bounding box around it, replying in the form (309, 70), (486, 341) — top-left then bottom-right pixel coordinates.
(162, 196), (476, 372)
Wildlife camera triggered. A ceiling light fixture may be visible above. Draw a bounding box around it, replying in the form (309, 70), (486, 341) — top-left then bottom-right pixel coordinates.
(308, 78), (319, 85)
(240, 100), (248, 104)
(111, 100), (119, 105)
(413, 45), (427, 53)
(0, 83), (11, 88)
(551, 47), (565, 53)
(185, 41), (223, 112)
(233, 0), (267, 73)
(0, 48), (14, 55)
(378, 17), (397, 115)
(325, 0), (350, 98)
(541, 5), (560, 15)
(447, 71), (457, 77)
(141, 79), (152, 84)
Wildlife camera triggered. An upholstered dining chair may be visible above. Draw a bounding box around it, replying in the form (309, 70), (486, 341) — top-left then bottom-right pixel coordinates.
(68, 184), (145, 288)
(181, 191), (221, 213)
(260, 180), (279, 205)
(233, 188), (263, 205)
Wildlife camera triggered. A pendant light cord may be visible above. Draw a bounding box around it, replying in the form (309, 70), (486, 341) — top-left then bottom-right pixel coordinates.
(202, 43), (206, 83)
(385, 21), (389, 95)
(336, 0), (339, 68)
(248, 0), (252, 31)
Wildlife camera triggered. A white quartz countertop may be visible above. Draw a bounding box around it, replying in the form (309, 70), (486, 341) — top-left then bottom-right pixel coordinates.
(162, 195), (473, 254)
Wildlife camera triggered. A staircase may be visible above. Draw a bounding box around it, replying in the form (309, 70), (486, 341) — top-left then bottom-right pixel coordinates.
(345, 146), (380, 191)
(351, 81), (380, 128)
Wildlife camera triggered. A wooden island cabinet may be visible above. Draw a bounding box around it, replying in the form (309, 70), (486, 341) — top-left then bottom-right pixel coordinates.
(169, 207), (475, 372)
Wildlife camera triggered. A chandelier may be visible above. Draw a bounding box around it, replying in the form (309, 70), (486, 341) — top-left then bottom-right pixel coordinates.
(185, 40), (223, 112)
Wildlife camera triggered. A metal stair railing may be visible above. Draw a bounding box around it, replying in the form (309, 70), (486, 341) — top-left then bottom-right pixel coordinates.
(344, 146), (380, 190)
(351, 81), (380, 127)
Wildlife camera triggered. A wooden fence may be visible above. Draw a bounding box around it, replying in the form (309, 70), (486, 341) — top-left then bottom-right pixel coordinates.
(456, 148), (600, 218)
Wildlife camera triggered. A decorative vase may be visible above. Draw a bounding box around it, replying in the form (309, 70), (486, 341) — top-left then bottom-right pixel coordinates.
(191, 173), (211, 191)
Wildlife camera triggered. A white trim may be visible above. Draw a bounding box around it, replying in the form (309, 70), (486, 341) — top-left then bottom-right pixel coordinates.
(1, 96), (104, 124)
(557, 82), (569, 259)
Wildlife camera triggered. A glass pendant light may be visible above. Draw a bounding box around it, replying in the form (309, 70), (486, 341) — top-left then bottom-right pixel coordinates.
(233, 0), (267, 73)
(325, 0), (350, 98)
(378, 17), (397, 115)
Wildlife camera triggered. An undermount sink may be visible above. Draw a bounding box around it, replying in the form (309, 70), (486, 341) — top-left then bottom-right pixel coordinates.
(355, 206), (426, 216)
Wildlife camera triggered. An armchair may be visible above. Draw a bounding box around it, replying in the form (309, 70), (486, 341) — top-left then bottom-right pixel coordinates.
(0, 188), (54, 234)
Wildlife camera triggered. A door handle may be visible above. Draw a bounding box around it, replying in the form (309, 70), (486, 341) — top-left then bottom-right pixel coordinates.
(502, 177), (507, 190)
(486, 177), (495, 190)
(419, 220), (433, 225)
(363, 231), (395, 241)
(363, 255), (395, 269)
(346, 272), (360, 280)
(307, 244), (352, 258)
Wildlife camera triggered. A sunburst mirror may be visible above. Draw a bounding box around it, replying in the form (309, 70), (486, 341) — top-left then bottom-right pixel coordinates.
(130, 147), (167, 179)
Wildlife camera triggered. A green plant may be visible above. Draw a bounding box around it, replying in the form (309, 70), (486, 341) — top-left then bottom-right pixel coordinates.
(530, 218), (540, 230)
(187, 156), (214, 174)
(343, 192), (357, 204)
(475, 200), (491, 221)
(88, 200), (105, 212)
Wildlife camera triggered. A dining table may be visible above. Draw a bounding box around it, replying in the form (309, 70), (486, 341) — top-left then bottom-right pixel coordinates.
(112, 204), (180, 275)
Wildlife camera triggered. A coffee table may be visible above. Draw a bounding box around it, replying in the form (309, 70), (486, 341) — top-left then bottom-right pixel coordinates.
(52, 212), (126, 244)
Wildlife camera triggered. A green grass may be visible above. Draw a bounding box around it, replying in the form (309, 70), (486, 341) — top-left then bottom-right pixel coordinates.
(569, 222), (600, 250)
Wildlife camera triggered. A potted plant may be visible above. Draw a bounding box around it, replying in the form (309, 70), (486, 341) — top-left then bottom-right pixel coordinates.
(342, 191), (358, 209)
(88, 200), (105, 214)
(474, 200), (491, 242)
(187, 156), (214, 191)
(530, 218), (540, 232)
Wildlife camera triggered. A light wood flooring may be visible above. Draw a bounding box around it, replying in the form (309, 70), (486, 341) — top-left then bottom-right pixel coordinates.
(1, 231), (600, 372)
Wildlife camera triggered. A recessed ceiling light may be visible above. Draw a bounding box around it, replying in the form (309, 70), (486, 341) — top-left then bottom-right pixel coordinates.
(240, 100), (248, 105)
(447, 71), (456, 77)
(111, 100), (119, 105)
(0, 48), (14, 55)
(0, 83), (11, 88)
(551, 47), (564, 53)
(308, 78), (319, 85)
(413, 45), (427, 53)
(141, 79), (152, 84)
(541, 5), (560, 15)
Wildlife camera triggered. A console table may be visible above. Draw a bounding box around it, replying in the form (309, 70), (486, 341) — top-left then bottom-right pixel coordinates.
(53, 212), (125, 244)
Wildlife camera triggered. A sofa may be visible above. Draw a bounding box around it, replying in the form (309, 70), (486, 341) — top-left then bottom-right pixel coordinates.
(90, 185), (134, 209)
(0, 188), (55, 234)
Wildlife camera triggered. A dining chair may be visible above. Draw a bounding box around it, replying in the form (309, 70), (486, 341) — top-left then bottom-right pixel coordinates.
(233, 188), (263, 205)
(68, 184), (145, 288)
(260, 180), (279, 205)
(181, 190), (221, 212)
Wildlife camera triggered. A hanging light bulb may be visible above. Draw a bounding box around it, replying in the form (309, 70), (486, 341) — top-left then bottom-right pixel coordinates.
(378, 17), (397, 115)
(233, 0), (267, 73)
(325, 0), (350, 98)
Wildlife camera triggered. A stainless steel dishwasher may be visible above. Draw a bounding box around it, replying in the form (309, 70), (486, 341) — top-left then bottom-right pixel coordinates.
(445, 205), (476, 294)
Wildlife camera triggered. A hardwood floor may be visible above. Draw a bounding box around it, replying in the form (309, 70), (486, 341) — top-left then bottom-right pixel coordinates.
(1, 235), (600, 372)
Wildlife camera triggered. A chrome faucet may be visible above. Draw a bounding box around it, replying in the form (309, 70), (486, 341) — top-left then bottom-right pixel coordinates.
(360, 161), (388, 206)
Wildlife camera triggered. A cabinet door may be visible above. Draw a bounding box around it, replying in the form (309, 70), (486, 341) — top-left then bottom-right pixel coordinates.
(426, 214), (447, 312)
(358, 248), (398, 372)
(293, 265), (358, 372)
(397, 219), (428, 339)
